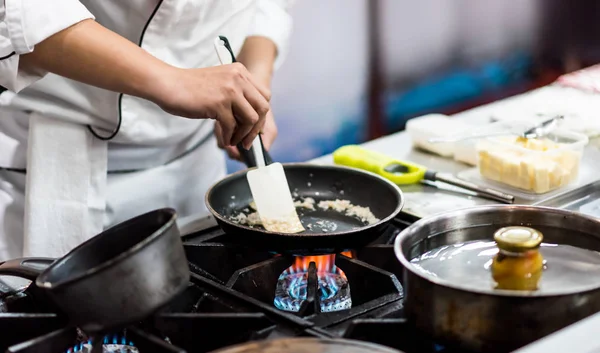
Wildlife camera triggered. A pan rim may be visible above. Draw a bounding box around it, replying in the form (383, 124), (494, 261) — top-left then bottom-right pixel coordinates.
(205, 162), (405, 237)
(35, 208), (178, 290)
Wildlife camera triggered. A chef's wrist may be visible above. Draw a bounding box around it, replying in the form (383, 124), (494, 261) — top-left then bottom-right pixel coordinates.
(240, 62), (273, 89)
(142, 65), (182, 107)
(249, 69), (273, 89)
(237, 36), (277, 88)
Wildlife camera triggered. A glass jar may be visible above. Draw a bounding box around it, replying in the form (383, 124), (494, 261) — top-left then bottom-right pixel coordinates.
(491, 226), (544, 290)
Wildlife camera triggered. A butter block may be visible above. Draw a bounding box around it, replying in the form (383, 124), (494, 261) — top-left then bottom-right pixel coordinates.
(476, 132), (586, 194)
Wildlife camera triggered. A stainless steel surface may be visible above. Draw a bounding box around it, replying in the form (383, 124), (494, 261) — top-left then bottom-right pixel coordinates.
(522, 115), (563, 139)
(310, 123), (600, 219)
(433, 173), (514, 203)
(514, 310), (600, 353)
(393, 205), (600, 352)
(536, 180), (600, 216)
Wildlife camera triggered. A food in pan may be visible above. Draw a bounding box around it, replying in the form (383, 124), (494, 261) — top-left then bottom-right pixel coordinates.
(230, 212), (262, 227)
(260, 216), (306, 234)
(230, 197), (380, 231)
(317, 199), (380, 225)
(243, 201), (308, 233)
(477, 136), (581, 193)
(294, 197), (316, 210)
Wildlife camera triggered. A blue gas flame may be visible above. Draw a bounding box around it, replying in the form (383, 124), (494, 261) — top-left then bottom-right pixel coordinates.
(65, 334), (134, 353)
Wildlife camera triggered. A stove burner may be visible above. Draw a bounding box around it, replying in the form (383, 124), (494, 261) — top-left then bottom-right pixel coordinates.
(274, 255), (352, 313)
(65, 334), (137, 353)
(0, 218), (414, 353)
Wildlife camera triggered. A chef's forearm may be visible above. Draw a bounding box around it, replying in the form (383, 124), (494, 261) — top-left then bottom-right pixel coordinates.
(237, 36), (278, 87)
(19, 19), (173, 103)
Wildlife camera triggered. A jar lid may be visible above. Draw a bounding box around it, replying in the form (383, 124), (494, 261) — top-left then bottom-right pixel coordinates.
(494, 226), (543, 252)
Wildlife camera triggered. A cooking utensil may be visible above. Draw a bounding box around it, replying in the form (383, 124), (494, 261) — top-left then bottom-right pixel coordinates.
(246, 137), (304, 233)
(521, 115), (564, 139)
(394, 205), (600, 352)
(213, 36), (302, 233)
(0, 208), (189, 336)
(428, 115), (564, 143)
(333, 145), (514, 204)
(205, 140), (404, 255)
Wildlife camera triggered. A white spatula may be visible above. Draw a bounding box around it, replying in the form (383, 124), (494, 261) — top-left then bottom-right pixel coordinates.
(246, 138), (304, 233)
(214, 36), (304, 233)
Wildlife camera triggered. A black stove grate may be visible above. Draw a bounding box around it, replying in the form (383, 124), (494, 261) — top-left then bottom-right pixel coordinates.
(0, 217), (466, 353)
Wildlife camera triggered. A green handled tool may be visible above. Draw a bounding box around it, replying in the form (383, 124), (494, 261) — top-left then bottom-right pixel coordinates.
(333, 145), (514, 204)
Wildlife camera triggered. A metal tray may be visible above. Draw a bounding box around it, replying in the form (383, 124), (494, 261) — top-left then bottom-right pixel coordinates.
(536, 181), (600, 218)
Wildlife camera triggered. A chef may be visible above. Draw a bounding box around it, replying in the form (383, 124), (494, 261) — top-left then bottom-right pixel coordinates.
(0, 0), (294, 260)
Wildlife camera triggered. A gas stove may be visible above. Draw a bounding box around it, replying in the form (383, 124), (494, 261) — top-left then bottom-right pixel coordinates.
(0, 214), (573, 353)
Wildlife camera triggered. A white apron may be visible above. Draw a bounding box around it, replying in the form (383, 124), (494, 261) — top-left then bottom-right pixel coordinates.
(0, 0), (293, 261)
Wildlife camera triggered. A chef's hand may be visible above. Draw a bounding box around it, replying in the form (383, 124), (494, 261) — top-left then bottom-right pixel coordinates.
(213, 36), (280, 161)
(217, 109), (278, 161)
(158, 63), (271, 149)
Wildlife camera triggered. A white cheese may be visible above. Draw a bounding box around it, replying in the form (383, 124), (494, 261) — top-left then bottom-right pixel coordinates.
(406, 114), (473, 157)
(453, 140), (478, 166)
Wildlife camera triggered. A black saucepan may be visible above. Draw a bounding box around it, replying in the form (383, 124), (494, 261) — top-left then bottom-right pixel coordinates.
(206, 138), (405, 255)
(0, 208), (189, 337)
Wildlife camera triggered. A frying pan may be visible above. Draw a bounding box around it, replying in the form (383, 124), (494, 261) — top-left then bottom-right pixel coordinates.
(206, 139), (405, 255)
(0, 208), (189, 337)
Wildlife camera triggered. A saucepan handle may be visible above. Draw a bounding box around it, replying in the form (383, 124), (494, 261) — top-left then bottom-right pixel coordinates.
(237, 134), (274, 168)
(0, 258), (54, 280)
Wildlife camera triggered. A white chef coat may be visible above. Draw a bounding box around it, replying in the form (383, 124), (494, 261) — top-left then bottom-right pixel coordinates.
(0, 0), (294, 261)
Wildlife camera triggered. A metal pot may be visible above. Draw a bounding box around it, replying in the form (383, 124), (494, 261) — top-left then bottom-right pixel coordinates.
(394, 205), (600, 353)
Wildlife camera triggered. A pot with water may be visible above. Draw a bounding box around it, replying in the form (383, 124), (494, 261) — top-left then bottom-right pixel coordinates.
(394, 205), (600, 353)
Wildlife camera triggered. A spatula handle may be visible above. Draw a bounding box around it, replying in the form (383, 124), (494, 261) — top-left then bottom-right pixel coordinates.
(237, 135), (273, 168)
(216, 35), (274, 169)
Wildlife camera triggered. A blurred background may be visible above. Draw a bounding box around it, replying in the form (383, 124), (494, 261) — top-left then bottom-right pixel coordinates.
(227, 0), (600, 172)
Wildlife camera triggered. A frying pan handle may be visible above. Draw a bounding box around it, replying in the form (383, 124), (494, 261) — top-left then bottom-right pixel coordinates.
(237, 134), (274, 168)
(0, 258), (54, 280)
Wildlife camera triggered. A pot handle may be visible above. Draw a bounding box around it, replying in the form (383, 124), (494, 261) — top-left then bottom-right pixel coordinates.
(237, 134), (273, 168)
(0, 258), (54, 280)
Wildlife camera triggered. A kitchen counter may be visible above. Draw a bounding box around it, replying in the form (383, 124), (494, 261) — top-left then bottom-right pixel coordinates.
(514, 310), (600, 353)
(308, 83), (600, 352)
(310, 84), (600, 219)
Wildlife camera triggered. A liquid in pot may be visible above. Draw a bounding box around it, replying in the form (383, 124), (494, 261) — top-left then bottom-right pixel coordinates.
(410, 240), (600, 294)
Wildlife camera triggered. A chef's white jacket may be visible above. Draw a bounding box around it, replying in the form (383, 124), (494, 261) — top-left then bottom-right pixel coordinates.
(0, 0), (294, 260)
